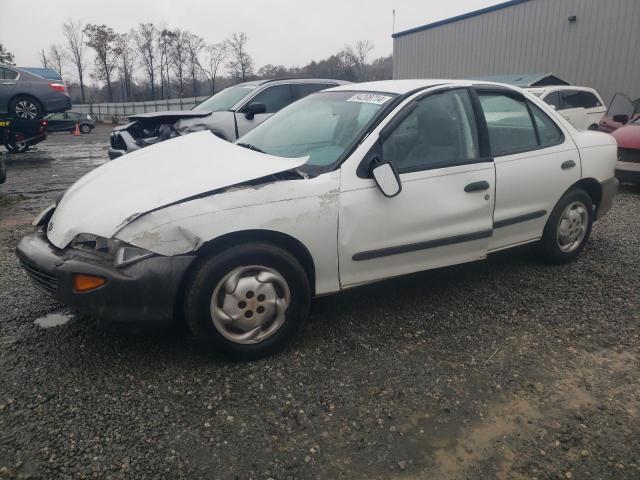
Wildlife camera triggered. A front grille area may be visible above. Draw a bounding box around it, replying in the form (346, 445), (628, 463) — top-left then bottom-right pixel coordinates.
(619, 148), (640, 164)
(19, 258), (58, 297)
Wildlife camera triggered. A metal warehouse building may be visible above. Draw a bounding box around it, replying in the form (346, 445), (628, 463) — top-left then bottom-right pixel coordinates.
(392, 0), (640, 104)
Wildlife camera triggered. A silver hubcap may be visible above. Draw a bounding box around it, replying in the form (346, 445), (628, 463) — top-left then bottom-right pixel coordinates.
(15, 100), (38, 119)
(557, 201), (588, 253)
(210, 265), (291, 344)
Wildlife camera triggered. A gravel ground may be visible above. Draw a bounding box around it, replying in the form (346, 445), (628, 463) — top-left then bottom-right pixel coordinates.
(1, 128), (639, 479)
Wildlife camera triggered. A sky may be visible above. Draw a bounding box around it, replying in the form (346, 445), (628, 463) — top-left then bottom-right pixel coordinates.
(1, 0), (503, 79)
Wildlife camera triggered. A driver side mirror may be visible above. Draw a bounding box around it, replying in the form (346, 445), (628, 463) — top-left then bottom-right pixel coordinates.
(243, 102), (267, 120)
(371, 161), (401, 198)
(613, 114), (630, 125)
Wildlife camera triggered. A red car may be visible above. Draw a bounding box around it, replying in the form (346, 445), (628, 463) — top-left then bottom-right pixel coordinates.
(612, 117), (640, 183)
(599, 93), (640, 133)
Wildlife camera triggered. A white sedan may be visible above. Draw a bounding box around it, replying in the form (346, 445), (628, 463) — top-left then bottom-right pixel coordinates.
(17, 80), (619, 359)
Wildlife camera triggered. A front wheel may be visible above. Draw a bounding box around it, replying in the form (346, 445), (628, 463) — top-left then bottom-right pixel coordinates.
(184, 243), (311, 360)
(537, 188), (593, 264)
(80, 124), (92, 134)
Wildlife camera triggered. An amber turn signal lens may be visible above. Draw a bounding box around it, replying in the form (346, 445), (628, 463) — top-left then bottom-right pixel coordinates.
(73, 274), (106, 293)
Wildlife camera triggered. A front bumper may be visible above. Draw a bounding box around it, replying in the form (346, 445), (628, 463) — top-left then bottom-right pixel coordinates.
(615, 161), (640, 184)
(108, 148), (125, 160)
(16, 230), (194, 324)
(595, 176), (619, 220)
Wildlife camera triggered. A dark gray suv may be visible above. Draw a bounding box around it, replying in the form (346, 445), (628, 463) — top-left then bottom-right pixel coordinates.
(108, 78), (349, 159)
(0, 65), (72, 119)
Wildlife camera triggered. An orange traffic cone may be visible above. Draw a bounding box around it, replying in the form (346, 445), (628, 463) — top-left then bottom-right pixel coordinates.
(73, 123), (81, 136)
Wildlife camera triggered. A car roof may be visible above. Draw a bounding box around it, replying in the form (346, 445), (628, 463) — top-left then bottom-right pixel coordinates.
(526, 85), (598, 93)
(237, 78), (351, 87)
(327, 79), (522, 95)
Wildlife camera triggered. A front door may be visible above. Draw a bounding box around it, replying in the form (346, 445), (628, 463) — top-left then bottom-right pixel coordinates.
(338, 88), (496, 287)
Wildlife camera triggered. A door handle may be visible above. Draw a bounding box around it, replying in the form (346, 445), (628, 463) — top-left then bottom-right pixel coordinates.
(561, 160), (576, 170)
(464, 181), (490, 192)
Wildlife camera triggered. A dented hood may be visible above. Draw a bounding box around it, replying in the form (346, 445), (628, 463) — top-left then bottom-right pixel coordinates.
(47, 131), (306, 249)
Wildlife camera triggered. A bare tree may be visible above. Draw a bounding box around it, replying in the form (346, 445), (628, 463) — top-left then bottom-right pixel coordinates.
(157, 27), (175, 99)
(0, 44), (15, 65)
(62, 20), (87, 102)
(113, 33), (136, 101)
(343, 40), (374, 81)
(184, 32), (204, 97)
(170, 29), (188, 97)
(203, 41), (227, 94)
(49, 45), (65, 76)
(84, 24), (119, 102)
(39, 49), (49, 68)
(133, 23), (158, 100)
(227, 32), (254, 82)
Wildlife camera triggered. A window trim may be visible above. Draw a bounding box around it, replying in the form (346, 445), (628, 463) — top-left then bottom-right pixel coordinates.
(473, 87), (566, 158)
(367, 87), (492, 176)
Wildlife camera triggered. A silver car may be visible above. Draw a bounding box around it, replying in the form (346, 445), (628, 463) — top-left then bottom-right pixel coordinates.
(108, 78), (349, 159)
(0, 65), (71, 119)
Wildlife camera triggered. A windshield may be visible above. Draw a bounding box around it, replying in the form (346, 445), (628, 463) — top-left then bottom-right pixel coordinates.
(236, 91), (395, 172)
(193, 85), (255, 112)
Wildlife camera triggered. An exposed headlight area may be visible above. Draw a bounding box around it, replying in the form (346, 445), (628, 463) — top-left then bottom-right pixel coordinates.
(69, 233), (154, 267)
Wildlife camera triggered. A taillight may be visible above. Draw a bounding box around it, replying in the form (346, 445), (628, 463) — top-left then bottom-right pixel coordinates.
(48, 82), (67, 92)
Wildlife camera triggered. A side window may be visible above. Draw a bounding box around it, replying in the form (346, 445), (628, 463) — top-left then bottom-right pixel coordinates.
(478, 92), (538, 156)
(528, 102), (564, 148)
(293, 83), (333, 100)
(245, 85), (293, 114)
(561, 90), (601, 109)
(382, 89), (480, 172)
(542, 91), (561, 109)
(0, 68), (18, 80)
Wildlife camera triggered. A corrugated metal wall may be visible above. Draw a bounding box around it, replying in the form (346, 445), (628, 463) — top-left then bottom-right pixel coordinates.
(393, 0), (640, 104)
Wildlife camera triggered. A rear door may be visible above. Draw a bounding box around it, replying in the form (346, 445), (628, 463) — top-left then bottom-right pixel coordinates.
(234, 84), (295, 138)
(0, 67), (18, 113)
(475, 88), (581, 251)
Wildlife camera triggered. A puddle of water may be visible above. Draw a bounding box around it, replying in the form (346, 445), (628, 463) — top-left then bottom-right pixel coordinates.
(34, 313), (72, 328)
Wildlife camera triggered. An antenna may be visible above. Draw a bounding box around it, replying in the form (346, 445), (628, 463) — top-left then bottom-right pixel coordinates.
(392, 9), (396, 34)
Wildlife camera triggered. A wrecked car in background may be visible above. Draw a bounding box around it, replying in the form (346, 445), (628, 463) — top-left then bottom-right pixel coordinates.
(18, 80), (618, 360)
(108, 78), (348, 159)
(611, 115), (640, 183)
(598, 93), (640, 134)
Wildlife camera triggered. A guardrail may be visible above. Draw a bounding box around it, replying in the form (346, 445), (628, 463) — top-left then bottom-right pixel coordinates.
(73, 96), (210, 122)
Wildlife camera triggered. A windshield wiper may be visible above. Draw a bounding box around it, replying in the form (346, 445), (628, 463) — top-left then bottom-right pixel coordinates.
(237, 142), (265, 154)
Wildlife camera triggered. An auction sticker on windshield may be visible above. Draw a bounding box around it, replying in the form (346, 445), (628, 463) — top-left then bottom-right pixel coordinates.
(346, 93), (392, 105)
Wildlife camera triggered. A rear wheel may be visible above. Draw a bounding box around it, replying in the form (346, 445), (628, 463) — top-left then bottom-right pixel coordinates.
(184, 242), (310, 360)
(80, 124), (92, 134)
(9, 96), (42, 120)
(538, 188), (593, 264)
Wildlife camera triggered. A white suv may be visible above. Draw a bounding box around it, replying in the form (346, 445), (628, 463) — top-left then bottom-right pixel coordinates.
(18, 80), (618, 360)
(527, 86), (606, 131)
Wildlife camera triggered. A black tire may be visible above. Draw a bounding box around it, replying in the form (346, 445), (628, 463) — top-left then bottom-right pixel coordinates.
(184, 242), (311, 360)
(5, 141), (30, 153)
(537, 188), (593, 264)
(588, 124), (599, 131)
(80, 124), (92, 134)
(9, 96), (42, 120)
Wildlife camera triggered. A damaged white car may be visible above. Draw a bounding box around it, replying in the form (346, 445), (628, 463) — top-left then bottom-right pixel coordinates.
(17, 80), (618, 359)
